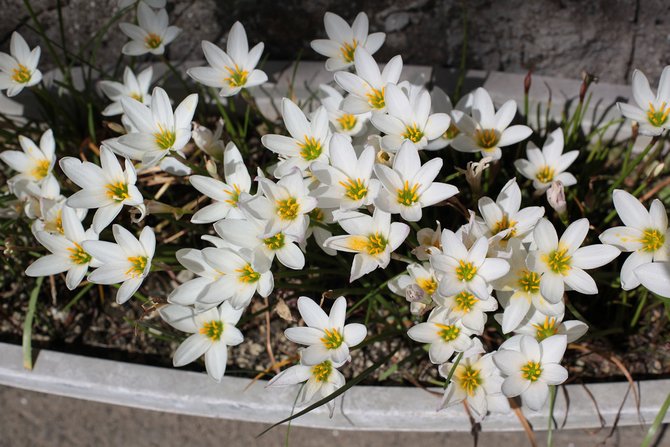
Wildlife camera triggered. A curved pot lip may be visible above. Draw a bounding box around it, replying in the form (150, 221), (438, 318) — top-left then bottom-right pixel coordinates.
(0, 342), (667, 432)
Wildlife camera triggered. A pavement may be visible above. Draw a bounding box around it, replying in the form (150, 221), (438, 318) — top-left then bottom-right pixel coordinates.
(0, 385), (667, 447)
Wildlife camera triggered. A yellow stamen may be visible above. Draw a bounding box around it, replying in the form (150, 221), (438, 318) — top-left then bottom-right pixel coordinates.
(532, 316), (559, 341)
(67, 242), (92, 265)
(276, 197), (300, 220)
(434, 323), (460, 342)
(199, 320), (224, 341)
(417, 277), (437, 296)
(521, 361), (543, 382)
(492, 214), (517, 241)
(236, 263), (260, 283)
(454, 291), (477, 313)
(475, 128), (499, 149)
(457, 365), (482, 395)
(518, 270), (541, 294)
(365, 232), (387, 255)
(106, 181), (130, 202)
(396, 180), (420, 206)
(11, 63), (32, 84)
(224, 184), (242, 206)
(339, 178), (368, 201)
(366, 87), (385, 109)
(224, 64), (249, 87)
(311, 360), (333, 382)
(298, 136), (323, 161)
(153, 125), (176, 150)
(443, 122), (460, 140)
(455, 260), (478, 282)
(145, 33), (162, 49)
(402, 124), (425, 143)
(336, 114), (357, 131)
(543, 247), (571, 275)
(321, 328), (344, 349)
(536, 165), (555, 184)
(639, 228), (665, 252)
(647, 101), (670, 127)
(31, 159), (51, 181)
(126, 256), (147, 277)
(263, 232), (285, 250)
(339, 39), (358, 63)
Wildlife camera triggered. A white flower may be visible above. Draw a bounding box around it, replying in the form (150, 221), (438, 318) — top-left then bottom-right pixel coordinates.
(261, 98), (330, 178)
(450, 87), (531, 160)
(600, 189), (669, 290)
(324, 208), (409, 281)
(388, 262), (439, 315)
(189, 142), (251, 223)
(284, 296), (367, 365)
(528, 218), (620, 303)
(167, 248), (224, 306)
(507, 310), (588, 344)
(407, 307), (474, 364)
(634, 261), (670, 298)
(31, 195), (87, 235)
(1, 129), (55, 188)
(60, 146), (143, 233)
(0, 32), (42, 97)
(426, 87), (472, 150)
(412, 221), (442, 261)
(25, 206), (100, 290)
(373, 141), (458, 222)
(192, 120), (225, 159)
(618, 67), (670, 136)
(430, 230), (510, 301)
(111, 86), (198, 166)
(159, 302), (244, 382)
(187, 22), (267, 97)
(318, 84), (369, 136)
(371, 84), (451, 151)
(304, 207), (336, 256)
(99, 66), (153, 116)
(83, 225), (155, 304)
(494, 335), (568, 411)
(435, 288), (498, 335)
(514, 129), (578, 192)
(334, 48), (402, 114)
(311, 11), (385, 72)
(311, 134), (379, 210)
(119, 1), (180, 56)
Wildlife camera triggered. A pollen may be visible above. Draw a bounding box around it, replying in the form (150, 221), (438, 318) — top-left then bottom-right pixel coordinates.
(518, 270), (541, 294)
(224, 183), (242, 206)
(11, 63), (32, 84)
(225, 64), (249, 88)
(153, 126), (176, 150)
(475, 128), (500, 149)
(236, 263), (260, 283)
(532, 316), (559, 341)
(263, 232), (285, 250)
(647, 101), (670, 127)
(365, 232), (388, 256)
(455, 260), (478, 282)
(311, 360), (333, 382)
(130, 92), (143, 102)
(366, 87), (385, 109)
(397, 180), (420, 206)
(454, 291), (477, 313)
(298, 136), (323, 161)
(417, 277), (437, 296)
(339, 178), (368, 201)
(144, 33), (162, 49)
(543, 247), (571, 275)
(31, 159), (51, 180)
(276, 197), (300, 220)
(435, 323), (460, 342)
(443, 122), (460, 140)
(457, 365), (482, 396)
(402, 124), (425, 143)
(336, 113), (357, 131)
(521, 360), (543, 382)
(339, 39), (358, 63)
(492, 214), (517, 241)
(126, 256), (148, 277)
(321, 328), (344, 349)
(67, 243), (92, 265)
(199, 320), (224, 341)
(639, 228), (665, 252)
(536, 165), (555, 184)
(106, 181), (130, 202)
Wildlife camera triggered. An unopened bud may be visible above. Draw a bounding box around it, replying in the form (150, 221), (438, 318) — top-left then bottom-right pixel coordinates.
(547, 181), (567, 217)
(524, 70), (532, 95)
(205, 159), (220, 180)
(579, 71), (598, 103)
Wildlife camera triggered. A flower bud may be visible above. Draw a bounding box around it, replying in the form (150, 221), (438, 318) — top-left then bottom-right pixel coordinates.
(547, 181), (567, 217)
(524, 70), (532, 95)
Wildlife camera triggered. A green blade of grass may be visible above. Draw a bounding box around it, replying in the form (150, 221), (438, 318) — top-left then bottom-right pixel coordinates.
(640, 392), (670, 447)
(23, 276), (44, 370)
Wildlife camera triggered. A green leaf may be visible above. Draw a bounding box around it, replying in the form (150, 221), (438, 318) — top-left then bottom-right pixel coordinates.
(22, 276), (44, 370)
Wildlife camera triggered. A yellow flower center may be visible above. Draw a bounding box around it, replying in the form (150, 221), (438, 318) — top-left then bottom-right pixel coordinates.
(106, 181), (130, 202)
(435, 323), (460, 342)
(45, 211), (64, 234)
(417, 277), (437, 296)
(224, 183), (242, 207)
(443, 122), (460, 140)
(475, 128), (500, 149)
(535, 165), (555, 184)
(339, 39), (358, 63)
(126, 256), (148, 277)
(130, 92), (143, 102)
(298, 135), (323, 161)
(145, 33), (162, 49)
(311, 360), (333, 382)
(365, 232), (388, 255)
(647, 101), (670, 127)
(518, 270), (541, 294)
(11, 63), (32, 84)
(321, 328), (344, 349)
(153, 126), (176, 150)
(225, 64), (249, 87)
(397, 180), (420, 206)
(455, 260), (478, 282)
(366, 87), (385, 109)
(199, 320), (224, 341)
(263, 232), (285, 250)
(402, 124), (425, 143)
(454, 291), (477, 313)
(236, 263), (260, 283)
(457, 365), (482, 395)
(639, 228), (665, 252)
(532, 316), (559, 341)
(31, 159), (51, 180)
(521, 361), (543, 382)
(339, 178), (368, 201)
(336, 113), (357, 131)
(276, 197), (300, 221)
(492, 214), (517, 241)
(544, 248), (571, 275)
(67, 242), (92, 265)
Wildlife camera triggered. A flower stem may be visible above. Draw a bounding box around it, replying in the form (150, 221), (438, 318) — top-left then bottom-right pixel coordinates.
(608, 136), (659, 193)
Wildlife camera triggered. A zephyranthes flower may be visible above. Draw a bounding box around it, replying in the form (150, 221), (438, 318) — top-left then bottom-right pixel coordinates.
(99, 66), (153, 116)
(0, 32), (42, 97)
(119, 1), (180, 56)
(618, 66), (670, 136)
(407, 307), (474, 364)
(1, 129), (56, 189)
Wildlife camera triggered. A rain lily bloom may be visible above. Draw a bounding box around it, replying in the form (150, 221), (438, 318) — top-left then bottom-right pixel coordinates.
(450, 87), (532, 160)
(494, 334), (568, 411)
(527, 218), (620, 303)
(318, 84), (369, 136)
(388, 262), (439, 315)
(634, 262), (670, 298)
(310, 11), (385, 72)
(324, 208), (410, 281)
(1, 129), (56, 188)
(407, 307), (474, 364)
(310, 134), (379, 210)
(111, 86), (198, 167)
(599, 189), (669, 290)
(0, 32), (42, 97)
(412, 221), (442, 261)
(618, 67), (670, 136)
(438, 349), (509, 421)
(159, 302), (244, 382)
(167, 248), (227, 306)
(507, 311), (588, 343)
(435, 288), (498, 335)
(284, 296), (367, 365)
(25, 206), (100, 290)
(514, 129), (578, 193)
(430, 230), (510, 301)
(426, 87), (472, 150)
(334, 48), (403, 114)
(370, 84), (451, 151)
(187, 22), (267, 97)
(304, 207), (336, 256)
(60, 146), (143, 233)
(192, 120), (225, 160)
(190, 142), (251, 223)
(99, 66), (153, 116)
(261, 98), (330, 178)
(31, 195), (87, 235)
(373, 141), (458, 221)
(119, 1), (180, 56)
(83, 225), (155, 304)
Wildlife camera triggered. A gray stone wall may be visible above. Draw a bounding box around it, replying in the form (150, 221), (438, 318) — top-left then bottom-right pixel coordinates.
(2, 0), (669, 84)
